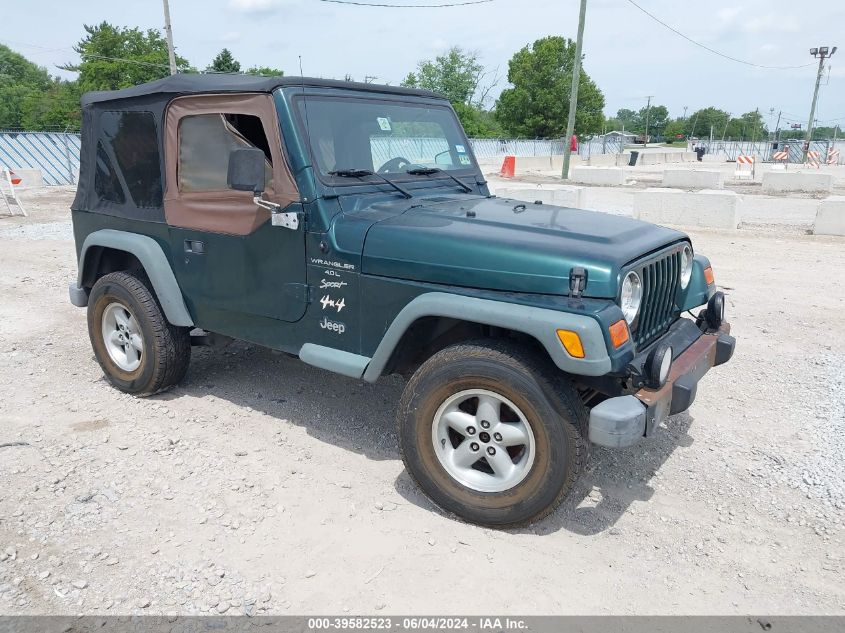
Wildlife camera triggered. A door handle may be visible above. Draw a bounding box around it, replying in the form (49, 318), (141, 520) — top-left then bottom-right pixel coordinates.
(184, 240), (205, 254)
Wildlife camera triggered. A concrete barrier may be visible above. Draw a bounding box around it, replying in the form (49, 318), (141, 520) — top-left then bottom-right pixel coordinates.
(569, 167), (626, 186)
(634, 188), (740, 230)
(662, 169), (724, 190)
(495, 185), (587, 209)
(814, 196), (845, 236)
(762, 171), (834, 194)
(8, 168), (44, 189)
(588, 153), (620, 167)
(639, 153), (666, 166)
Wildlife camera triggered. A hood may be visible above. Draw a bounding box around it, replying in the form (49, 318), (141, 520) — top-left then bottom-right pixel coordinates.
(360, 195), (686, 298)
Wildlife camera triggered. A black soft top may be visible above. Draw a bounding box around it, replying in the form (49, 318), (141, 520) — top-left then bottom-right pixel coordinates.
(81, 73), (443, 106)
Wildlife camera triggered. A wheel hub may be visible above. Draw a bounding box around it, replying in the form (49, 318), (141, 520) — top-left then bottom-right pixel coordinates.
(431, 388), (536, 493)
(101, 302), (144, 373)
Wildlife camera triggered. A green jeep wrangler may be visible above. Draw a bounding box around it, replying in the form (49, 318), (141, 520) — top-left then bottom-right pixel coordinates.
(69, 74), (734, 527)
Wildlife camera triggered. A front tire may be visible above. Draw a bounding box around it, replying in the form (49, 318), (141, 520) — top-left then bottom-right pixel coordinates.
(87, 271), (190, 396)
(398, 340), (587, 527)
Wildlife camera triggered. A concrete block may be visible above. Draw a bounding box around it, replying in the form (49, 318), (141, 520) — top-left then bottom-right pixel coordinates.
(662, 169), (724, 190)
(8, 168), (43, 189)
(762, 171), (834, 194)
(634, 188), (740, 230)
(639, 152), (666, 166)
(588, 153), (619, 167)
(680, 152), (698, 162)
(814, 196), (845, 236)
(569, 166), (626, 186)
(515, 156), (555, 172)
(495, 185), (586, 209)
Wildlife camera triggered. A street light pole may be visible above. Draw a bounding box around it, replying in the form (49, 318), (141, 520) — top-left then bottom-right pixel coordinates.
(162, 0), (178, 76)
(806, 46), (836, 152)
(561, 0), (588, 180)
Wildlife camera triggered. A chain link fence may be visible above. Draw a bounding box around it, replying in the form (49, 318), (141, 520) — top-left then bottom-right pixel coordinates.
(0, 130), (81, 185)
(690, 139), (842, 164)
(1, 129), (631, 187)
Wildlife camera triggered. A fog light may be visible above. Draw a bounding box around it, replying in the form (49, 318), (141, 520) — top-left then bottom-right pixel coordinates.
(646, 343), (673, 389)
(706, 291), (725, 330)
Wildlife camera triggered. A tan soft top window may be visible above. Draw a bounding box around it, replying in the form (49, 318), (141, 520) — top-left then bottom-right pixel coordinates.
(178, 114), (274, 193)
(163, 93), (299, 236)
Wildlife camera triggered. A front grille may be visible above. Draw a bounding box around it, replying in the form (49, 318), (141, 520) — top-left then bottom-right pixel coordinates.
(631, 248), (683, 347)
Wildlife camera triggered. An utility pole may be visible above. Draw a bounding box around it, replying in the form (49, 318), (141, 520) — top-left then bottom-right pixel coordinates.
(683, 106), (688, 120)
(561, 0), (588, 180)
(806, 46), (837, 158)
(774, 110), (782, 144)
(162, 0), (178, 76)
(643, 95), (653, 146)
(721, 112), (731, 142)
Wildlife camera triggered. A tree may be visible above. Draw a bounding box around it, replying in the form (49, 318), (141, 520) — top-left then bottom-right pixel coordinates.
(208, 48), (240, 73)
(641, 104), (668, 136)
(495, 36), (605, 138)
(686, 107), (732, 139)
(402, 46), (499, 137)
(245, 66), (284, 76)
(0, 44), (55, 129)
(61, 22), (190, 92)
(21, 80), (82, 130)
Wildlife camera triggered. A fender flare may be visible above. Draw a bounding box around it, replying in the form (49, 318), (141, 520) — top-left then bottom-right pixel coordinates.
(76, 229), (194, 327)
(361, 292), (611, 382)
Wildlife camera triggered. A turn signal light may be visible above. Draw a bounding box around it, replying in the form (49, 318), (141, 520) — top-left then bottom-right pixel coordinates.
(556, 329), (585, 358)
(609, 320), (630, 348)
(704, 266), (715, 285)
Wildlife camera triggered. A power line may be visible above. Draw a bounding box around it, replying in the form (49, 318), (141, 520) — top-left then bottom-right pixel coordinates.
(622, 0), (815, 70)
(316, 0), (493, 6)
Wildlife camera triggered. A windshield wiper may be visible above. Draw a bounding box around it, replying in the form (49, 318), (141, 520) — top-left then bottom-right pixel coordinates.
(406, 167), (473, 194)
(328, 168), (412, 199)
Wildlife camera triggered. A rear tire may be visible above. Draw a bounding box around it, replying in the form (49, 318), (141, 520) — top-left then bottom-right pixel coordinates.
(398, 340), (587, 527)
(87, 271), (190, 396)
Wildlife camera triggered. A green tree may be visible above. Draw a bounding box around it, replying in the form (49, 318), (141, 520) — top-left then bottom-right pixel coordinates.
(640, 104), (668, 136)
(208, 48), (241, 73)
(21, 80), (82, 129)
(687, 107), (732, 139)
(0, 44), (65, 129)
(495, 36), (605, 138)
(61, 22), (190, 92)
(401, 46), (499, 136)
(245, 66), (284, 76)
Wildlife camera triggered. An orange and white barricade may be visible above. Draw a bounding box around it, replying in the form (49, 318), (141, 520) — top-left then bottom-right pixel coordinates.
(734, 155), (755, 180)
(806, 151), (821, 168)
(771, 149), (789, 170)
(827, 148), (840, 165)
(1, 166), (27, 217)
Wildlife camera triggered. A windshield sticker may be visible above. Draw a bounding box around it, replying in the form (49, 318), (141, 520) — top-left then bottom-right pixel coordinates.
(377, 117), (392, 131)
(455, 144), (466, 153)
(459, 155), (472, 165)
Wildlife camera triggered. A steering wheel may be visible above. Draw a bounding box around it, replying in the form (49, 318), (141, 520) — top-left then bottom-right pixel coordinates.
(378, 157), (413, 174)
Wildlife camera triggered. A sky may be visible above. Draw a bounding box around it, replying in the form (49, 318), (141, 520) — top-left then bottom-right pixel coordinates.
(2, 0), (844, 130)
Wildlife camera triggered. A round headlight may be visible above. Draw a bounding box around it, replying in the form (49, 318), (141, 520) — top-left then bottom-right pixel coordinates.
(620, 271), (643, 324)
(680, 244), (693, 289)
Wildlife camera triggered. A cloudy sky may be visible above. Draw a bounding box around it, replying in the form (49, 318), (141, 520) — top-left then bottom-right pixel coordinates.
(2, 0), (843, 129)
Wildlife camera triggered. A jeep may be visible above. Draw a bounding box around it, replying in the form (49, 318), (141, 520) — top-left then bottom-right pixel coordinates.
(68, 74), (735, 527)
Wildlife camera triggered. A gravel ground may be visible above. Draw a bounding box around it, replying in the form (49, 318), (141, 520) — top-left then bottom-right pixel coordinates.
(0, 187), (843, 615)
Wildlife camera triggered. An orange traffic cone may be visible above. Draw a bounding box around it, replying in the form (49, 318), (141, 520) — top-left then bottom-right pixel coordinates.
(499, 156), (516, 178)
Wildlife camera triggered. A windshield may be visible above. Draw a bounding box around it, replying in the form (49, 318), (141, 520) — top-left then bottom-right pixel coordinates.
(295, 96), (476, 179)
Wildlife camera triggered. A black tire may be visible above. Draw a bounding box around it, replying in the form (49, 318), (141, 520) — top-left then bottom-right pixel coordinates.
(87, 271), (190, 396)
(398, 339), (588, 528)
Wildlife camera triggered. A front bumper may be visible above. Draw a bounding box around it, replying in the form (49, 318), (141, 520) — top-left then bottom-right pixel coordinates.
(588, 320), (735, 448)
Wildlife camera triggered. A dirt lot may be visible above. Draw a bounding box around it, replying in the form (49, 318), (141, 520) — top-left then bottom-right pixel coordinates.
(0, 187), (843, 615)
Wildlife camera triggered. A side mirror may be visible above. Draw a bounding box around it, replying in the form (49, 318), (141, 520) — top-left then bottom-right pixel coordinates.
(227, 148), (265, 194)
